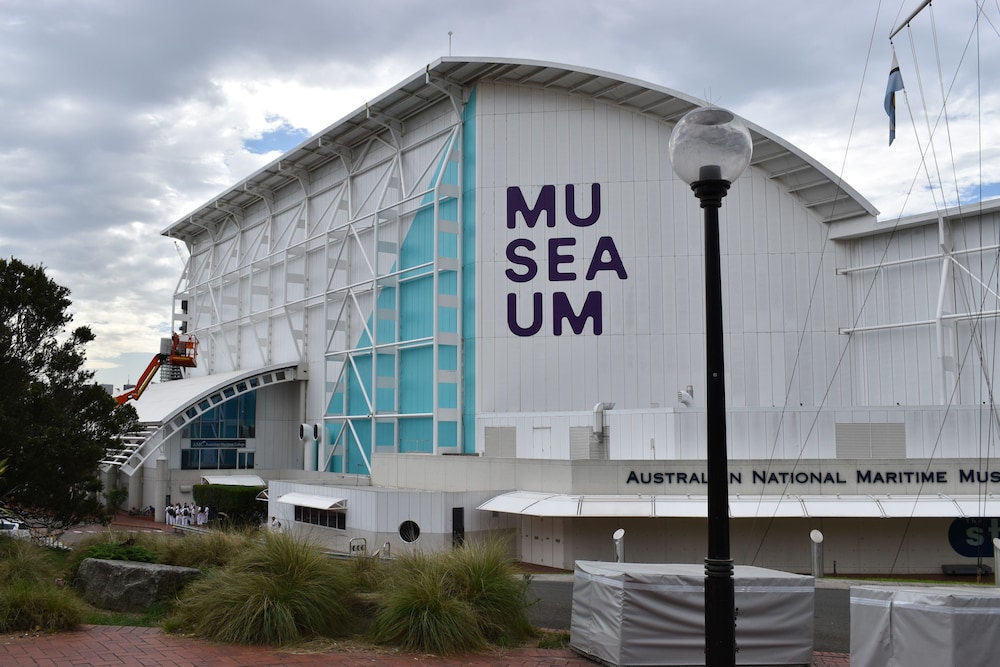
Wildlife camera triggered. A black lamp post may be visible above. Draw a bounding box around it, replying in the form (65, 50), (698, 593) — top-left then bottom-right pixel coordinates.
(668, 107), (753, 667)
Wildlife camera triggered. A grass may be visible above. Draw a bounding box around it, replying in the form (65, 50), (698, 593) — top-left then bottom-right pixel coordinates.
(368, 538), (536, 654)
(0, 536), (85, 632)
(368, 560), (485, 654)
(1, 529), (545, 656)
(164, 532), (355, 645)
(442, 538), (536, 645)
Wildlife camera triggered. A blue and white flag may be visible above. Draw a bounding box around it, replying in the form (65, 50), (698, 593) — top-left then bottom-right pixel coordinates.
(884, 52), (904, 145)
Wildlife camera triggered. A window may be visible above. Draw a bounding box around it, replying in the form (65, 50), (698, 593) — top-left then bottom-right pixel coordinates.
(399, 520), (420, 543)
(181, 445), (254, 470)
(183, 392), (256, 439)
(294, 505), (346, 530)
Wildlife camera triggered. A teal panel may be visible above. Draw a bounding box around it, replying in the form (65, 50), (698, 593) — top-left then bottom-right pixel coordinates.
(376, 353), (396, 376)
(439, 230), (458, 258)
(400, 347), (433, 413)
(376, 421), (395, 447)
(326, 422), (345, 473)
(400, 418), (432, 453)
(344, 420), (371, 474)
(438, 420), (457, 448)
(347, 355), (373, 415)
(400, 275), (434, 340)
(439, 306), (457, 333)
(401, 211), (434, 270)
(439, 270), (458, 295)
(439, 382), (457, 409)
(375, 387), (395, 412)
(439, 345), (457, 371)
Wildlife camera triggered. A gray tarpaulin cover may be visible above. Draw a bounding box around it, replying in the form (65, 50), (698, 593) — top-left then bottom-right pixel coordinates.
(850, 585), (1000, 667)
(569, 561), (814, 666)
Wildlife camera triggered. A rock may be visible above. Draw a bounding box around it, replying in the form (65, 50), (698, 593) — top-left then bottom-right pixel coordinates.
(76, 558), (201, 613)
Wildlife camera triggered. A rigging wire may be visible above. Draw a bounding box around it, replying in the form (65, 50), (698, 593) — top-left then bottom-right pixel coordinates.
(747, 1), (1000, 574)
(745, 0), (887, 566)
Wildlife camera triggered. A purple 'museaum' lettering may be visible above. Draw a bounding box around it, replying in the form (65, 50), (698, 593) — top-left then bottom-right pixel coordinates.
(565, 183), (601, 227)
(507, 185), (556, 229)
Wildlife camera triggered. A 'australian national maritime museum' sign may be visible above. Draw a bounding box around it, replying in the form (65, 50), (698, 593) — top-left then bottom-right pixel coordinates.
(624, 463), (1000, 492)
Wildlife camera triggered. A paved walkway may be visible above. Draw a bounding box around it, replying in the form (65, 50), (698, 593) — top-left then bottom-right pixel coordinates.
(0, 626), (849, 666)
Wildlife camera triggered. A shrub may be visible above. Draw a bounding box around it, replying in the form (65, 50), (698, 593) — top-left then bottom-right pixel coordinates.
(166, 532), (354, 645)
(369, 538), (535, 653)
(0, 535), (61, 586)
(0, 537), (84, 632)
(63, 532), (167, 583)
(0, 580), (84, 632)
(80, 542), (158, 563)
(368, 561), (484, 654)
(443, 538), (536, 645)
(158, 529), (253, 569)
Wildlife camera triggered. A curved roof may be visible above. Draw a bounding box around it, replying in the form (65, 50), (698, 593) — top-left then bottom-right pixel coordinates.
(164, 57), (877, 243)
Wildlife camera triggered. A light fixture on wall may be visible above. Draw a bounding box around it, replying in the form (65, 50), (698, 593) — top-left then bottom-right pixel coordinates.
(678, 385), (695, 407)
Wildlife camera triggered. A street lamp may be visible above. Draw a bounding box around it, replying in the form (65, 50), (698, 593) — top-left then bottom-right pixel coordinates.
(668, 107), (752, 667)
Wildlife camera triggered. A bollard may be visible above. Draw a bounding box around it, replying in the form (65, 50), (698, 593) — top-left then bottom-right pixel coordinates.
(810, 529), (824, 579)
(613, 528), (626, 563)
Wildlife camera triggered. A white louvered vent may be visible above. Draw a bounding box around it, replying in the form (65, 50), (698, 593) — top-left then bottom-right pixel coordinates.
(836, 423), (906, 459)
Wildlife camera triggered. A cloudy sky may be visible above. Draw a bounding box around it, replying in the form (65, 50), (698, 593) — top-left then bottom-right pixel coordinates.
(2, 0), (998, 390)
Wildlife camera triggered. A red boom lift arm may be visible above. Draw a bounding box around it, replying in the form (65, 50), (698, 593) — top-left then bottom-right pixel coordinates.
(115, 333), (198, 405)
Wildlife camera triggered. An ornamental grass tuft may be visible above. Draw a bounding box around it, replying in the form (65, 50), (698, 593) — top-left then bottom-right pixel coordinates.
(368, 556), (484, 654)
(369, 537), (534, 653)
(443, 537), (536, 645)
(0, 536), (84, 632)
(165, 531), (354, 645)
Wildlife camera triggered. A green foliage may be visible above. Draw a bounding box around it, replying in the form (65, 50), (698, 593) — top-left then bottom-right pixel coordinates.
(166, 532), (354, 645)
(192, 484), (265, 527)
(0, 534), (61, 586)
(157, 528), (255, 569)
(369, 538), (535, 653)
(0, 535), (84, 632)
(369, 555), (484, 654)
(350, 553), (388, 593)
(0, 258), (138, 531)
(79, 542), (158, 563)
(0, 579), (84, 632)
(63, 531), (167, 582)
(442, 538), (536, 645)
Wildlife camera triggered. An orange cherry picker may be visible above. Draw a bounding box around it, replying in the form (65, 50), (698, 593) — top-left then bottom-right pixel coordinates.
(115, 333), (199, 405)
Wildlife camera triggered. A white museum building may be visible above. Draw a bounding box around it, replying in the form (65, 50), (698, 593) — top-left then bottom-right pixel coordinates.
(102, 57), (1000, 574)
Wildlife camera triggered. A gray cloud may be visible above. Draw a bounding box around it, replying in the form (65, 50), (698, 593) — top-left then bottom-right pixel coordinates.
(0, 0), (996, 388)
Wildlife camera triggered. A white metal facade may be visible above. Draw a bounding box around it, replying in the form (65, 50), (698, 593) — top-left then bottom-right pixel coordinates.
(154, 58), (1000, 572)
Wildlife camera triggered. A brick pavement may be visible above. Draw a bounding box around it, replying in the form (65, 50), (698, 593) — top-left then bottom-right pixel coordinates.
(0, 626), (849, 666)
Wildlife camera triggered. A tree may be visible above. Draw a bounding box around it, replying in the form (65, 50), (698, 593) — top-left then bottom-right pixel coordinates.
(0, 258), (137, 532)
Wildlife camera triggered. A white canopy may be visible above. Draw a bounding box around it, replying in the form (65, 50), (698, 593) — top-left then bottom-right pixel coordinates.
(478, 491), (1000, 519)
(200, 474), (265, 487)
(276, 493), (347, 511)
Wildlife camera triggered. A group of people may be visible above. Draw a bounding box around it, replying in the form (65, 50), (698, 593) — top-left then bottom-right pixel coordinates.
(165, 502), (210, 527)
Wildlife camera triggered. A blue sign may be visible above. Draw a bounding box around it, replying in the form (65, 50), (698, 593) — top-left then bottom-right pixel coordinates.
(948, 517), (1000, 557)
(191, 439), (246, 449)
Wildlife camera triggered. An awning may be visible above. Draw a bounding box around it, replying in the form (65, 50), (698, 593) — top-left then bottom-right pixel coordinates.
(477, 492), (1000, 519)
(201, 475), (265, 487)
(276, 493), (347, 511)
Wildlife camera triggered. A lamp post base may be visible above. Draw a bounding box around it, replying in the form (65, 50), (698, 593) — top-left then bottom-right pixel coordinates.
(705, 557), (736, 666)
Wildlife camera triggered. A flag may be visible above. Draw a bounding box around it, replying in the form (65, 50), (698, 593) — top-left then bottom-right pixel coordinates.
(884, 53), (904, 145)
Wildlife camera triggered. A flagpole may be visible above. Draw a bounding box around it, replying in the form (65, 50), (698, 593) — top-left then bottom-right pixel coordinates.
(889, 0), (932, 40)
